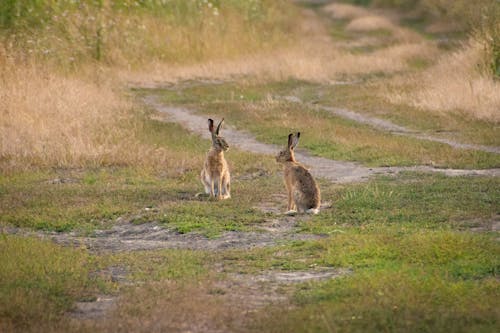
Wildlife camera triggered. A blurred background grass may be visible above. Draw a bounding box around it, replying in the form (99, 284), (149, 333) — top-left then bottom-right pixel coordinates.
(0, 0), (297, 69)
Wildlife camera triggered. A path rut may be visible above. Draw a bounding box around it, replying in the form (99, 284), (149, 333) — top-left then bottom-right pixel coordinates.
(317, 105), (500, 155)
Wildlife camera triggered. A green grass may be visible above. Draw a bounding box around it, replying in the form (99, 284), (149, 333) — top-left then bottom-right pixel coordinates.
(239, 173), (500, 332)
(249, 227), (499, 333)
(0, 234), (216, 332)
(0, 235), (107, 331)
(104, 248), (212, 283)
(0, 168), (195, 232)
(0, 166), (282, 235)
(1, 155), (499, 332)
(301, 172), (500, 234)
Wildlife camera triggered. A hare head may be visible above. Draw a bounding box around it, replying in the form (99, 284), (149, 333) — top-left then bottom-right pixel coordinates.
(276, 132), (300, 163)
(208, 118), (229, 152)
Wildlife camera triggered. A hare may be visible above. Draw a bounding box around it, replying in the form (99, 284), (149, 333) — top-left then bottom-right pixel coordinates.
(276, 132), (320, 215)
(201, 118), (231, 200)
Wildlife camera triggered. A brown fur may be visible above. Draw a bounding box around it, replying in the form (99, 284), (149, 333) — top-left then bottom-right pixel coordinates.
(276, 132), (320, 213)
(201, 118), (231, 200)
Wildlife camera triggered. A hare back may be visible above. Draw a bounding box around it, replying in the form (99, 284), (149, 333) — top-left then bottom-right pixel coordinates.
(285, 164), (320, 210)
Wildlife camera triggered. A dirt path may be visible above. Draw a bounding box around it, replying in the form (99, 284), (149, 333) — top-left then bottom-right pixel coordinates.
(314, 104), (500, 155)
(144, 95), (500, 183)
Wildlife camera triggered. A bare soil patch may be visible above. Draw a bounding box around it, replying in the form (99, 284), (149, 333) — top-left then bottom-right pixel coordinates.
(5, 214), (323, 254)
(70, 265), (349, 332)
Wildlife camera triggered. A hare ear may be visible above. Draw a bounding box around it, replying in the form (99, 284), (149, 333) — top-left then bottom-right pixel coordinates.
(208, 119), (214, 133)
(287, 133), (294, 149)
(216, 118), (224, 135)
(291, 132), (300, 149)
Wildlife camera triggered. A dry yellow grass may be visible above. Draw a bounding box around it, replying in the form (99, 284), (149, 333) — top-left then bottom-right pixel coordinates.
(123, 8), (435, 85)
(124, 39), (437, 86)
(4, 2), (295, 70)
(385, 40), (500, 123)
(1, 62), (119, 168)
(345, 15), (396, 32)
(324, 3), (370, 20)
(327, 4), (421, 43)
(0, 56), (198, 172)
(0, 1), (299, 171)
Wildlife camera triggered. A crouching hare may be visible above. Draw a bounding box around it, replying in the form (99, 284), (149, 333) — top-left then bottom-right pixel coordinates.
(276, 132), (320, 214)
(201, 118), (231, 200)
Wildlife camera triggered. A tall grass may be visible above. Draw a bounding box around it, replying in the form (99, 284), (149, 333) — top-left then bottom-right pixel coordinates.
(335, 0), (500, 122)
(0, 0), (296, 69)
(0, 55), (210, 172)
(341, 0), (500, 78)
(385, 40), (500, 122)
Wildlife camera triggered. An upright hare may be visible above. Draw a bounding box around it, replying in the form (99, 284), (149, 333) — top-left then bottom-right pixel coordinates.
(276, 132), (320, 214)
(201, 118), (231, 200)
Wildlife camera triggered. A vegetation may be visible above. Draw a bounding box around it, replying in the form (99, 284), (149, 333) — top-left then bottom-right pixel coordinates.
(154, 82), (500, 168)
(2, 169), (498, 332)
(0, 0), (298, 171)
(341, 0), (500, 78)
(0, 235), (105, 331)
(257, 235), (499, 333)
(1, 0), (499, 332)
(0, 0), (296, 68)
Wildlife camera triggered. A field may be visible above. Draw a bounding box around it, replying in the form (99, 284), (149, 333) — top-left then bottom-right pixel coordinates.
(1, 1), (499, 332)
